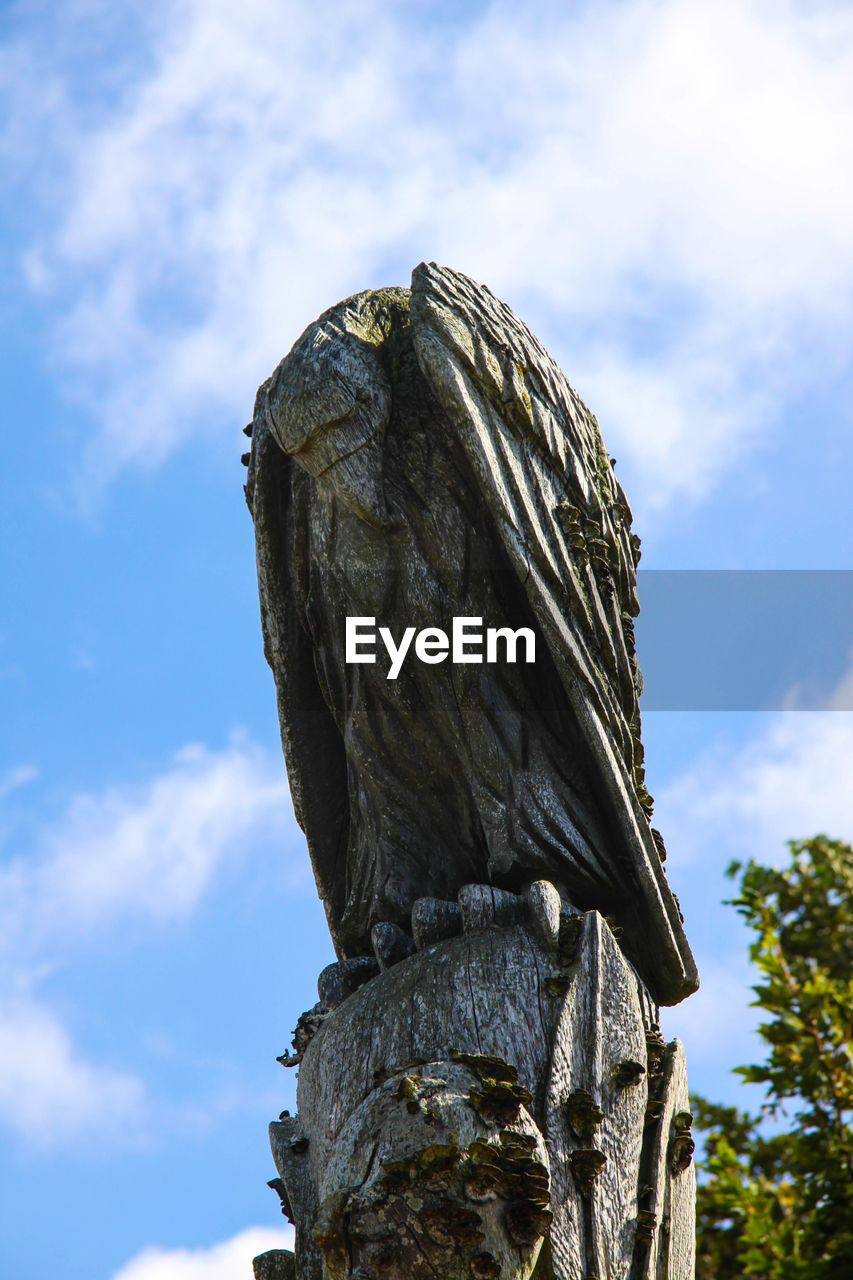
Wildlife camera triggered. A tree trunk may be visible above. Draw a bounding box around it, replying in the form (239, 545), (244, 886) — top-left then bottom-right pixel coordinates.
(257, 884), (695, 1279)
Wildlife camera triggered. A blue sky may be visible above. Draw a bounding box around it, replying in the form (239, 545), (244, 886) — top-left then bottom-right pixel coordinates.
(1, 1), (852, 1276)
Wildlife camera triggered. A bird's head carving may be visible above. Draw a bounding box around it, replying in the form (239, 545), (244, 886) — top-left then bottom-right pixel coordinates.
(266, 291), (406, 529)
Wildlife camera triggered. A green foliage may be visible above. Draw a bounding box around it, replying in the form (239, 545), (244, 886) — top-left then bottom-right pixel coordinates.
(693, 836), (853, 1280)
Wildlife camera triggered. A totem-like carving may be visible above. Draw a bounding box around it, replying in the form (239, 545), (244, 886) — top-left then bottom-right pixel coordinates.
(246, 265), (698, 1279)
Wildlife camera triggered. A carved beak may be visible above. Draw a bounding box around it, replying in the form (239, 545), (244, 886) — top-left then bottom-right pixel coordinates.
(311, 430), (389, 530)
(267, 381), (391, 530)
(265, 319), (394, 530)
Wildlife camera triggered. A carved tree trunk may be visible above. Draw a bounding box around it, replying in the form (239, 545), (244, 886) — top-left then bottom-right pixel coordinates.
(246, 265), (698, 1279)
(256, 885), (695, 1280)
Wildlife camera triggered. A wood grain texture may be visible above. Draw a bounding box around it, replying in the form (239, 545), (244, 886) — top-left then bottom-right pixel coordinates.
(270, 1114), (322, 1280)
(298, 920), (555, 1168)
(635, 1039), (696, 1280)
(266, 902), (695, 1279)
(249, 268), (700, 1277)
(544, 911), (648, 1280)
(248, 264), (698, 1006)
(253, 1249), (297, 1280)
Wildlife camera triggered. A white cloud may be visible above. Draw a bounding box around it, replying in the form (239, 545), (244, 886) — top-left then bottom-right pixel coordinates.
(6, 0), (853, 512)
(111, 1228), (294, 1280)
(0, 736), (296, 1146)
(0, 994), (144, 1145)
(664, 954), (755, 1061)
(659, 949), (771, 1112)
(0, 736), (292, 956)
(571, 340), (770, 515)
(0, 764), (38, 800)
(826, 651), (853, 711)
(659, 713), (853, 866)
(631, 710), (852, 1125)
(652, 702), (853, 1099)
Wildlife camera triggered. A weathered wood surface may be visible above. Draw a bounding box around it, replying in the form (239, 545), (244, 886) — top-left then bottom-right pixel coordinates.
(269, 1112), (322, 1280)
(637, 1039), (696, 1280)
(544, 911), (649, 1280)
(246, 263), (697, 1007)
(253, 1249), (296, 1280)
(262, 889), (695, 1280)
(247, 266), (699, 1279)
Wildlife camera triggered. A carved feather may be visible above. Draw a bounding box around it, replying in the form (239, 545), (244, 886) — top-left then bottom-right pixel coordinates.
(411, 263), (697, 1003)
(249, 266), (699, 1005)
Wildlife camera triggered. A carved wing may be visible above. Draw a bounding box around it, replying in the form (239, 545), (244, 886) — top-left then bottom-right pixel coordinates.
(246, 381), (351, 941)
(411, 262), (698, 1004)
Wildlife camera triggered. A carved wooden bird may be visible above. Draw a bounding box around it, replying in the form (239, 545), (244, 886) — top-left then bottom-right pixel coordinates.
(247, 263), (698, 1005)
